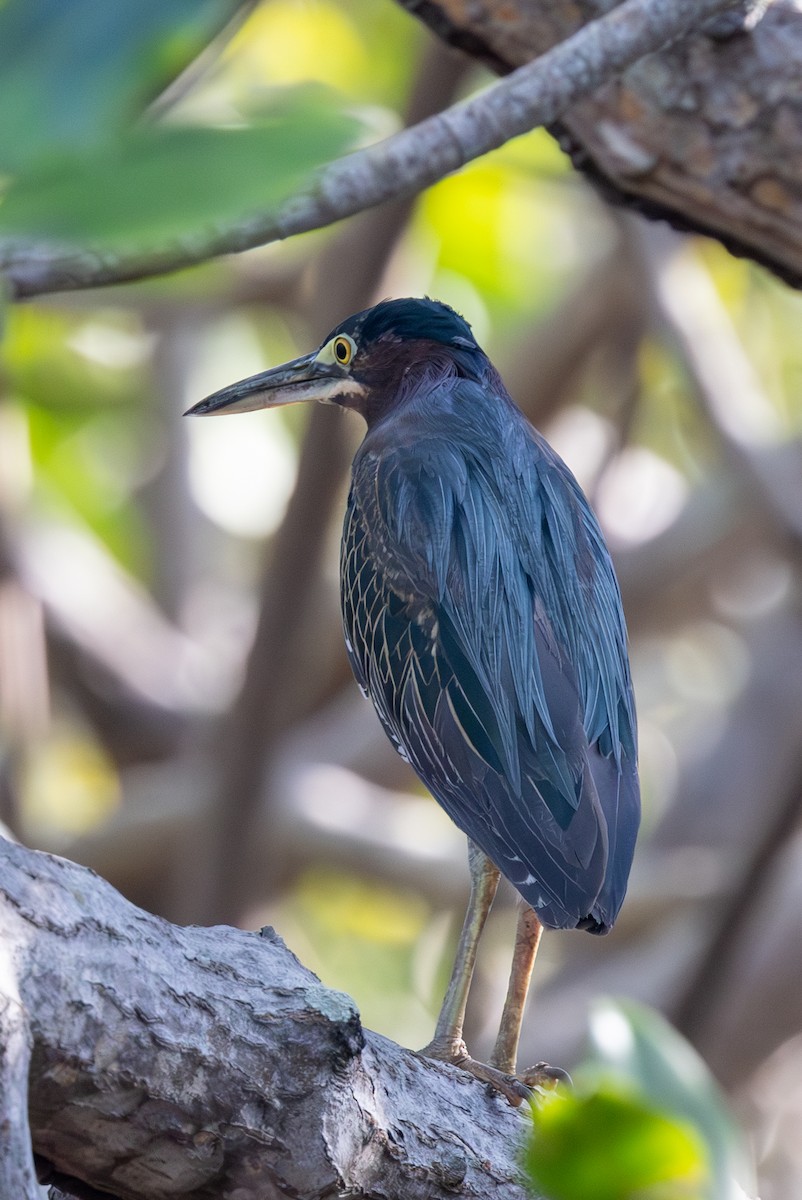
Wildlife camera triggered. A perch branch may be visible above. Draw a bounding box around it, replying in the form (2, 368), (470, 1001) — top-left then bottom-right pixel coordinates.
(0, 836), (534, 1200)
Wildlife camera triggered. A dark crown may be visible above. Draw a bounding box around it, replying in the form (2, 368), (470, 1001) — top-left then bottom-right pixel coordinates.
(330, 298), (478, 351)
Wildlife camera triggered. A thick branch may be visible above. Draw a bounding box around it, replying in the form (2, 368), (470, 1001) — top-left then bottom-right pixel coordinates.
(404, 0), (802, 287)
(0, 837), (533, 1200)
(0, 952), (39, 1200)
(1, 0), (736, 299)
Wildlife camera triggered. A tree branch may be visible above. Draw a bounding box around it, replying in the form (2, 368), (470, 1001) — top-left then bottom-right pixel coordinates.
(0, 837), (534, 1200)
(1, 0), (737, 299)
(405, 0), (802, 288)
(0, 959), (40, 1200)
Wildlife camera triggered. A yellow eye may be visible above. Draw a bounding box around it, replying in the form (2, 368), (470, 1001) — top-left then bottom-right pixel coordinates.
(333, 335), (354, 365)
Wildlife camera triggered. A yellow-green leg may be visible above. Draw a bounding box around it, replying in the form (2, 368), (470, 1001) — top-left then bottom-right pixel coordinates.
(421, 840), (500, 1062)
(420, 842), (531, 1104)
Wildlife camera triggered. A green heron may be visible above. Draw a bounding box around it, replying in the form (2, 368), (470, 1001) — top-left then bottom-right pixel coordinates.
(187, 298), (639, 1102)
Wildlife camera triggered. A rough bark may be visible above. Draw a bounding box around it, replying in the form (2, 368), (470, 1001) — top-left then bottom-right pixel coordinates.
(0, 836), (534, 1200)
(400, 0), (802, 287)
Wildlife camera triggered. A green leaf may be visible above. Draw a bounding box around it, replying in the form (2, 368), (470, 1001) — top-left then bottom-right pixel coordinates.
(586, 1000), (754, 1200)
(524, 1085), (710, 1200)
(521, 1001), (755, 1200)
(0, 93), (357, 252)
(0, 0), (245, 172)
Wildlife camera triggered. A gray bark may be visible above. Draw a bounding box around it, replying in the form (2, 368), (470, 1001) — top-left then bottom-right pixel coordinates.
(0, 836), (534, 1200)
(401, 0), (802, 287)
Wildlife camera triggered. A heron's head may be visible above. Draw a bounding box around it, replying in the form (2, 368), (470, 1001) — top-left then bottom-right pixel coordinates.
(185, 298), (486, 427)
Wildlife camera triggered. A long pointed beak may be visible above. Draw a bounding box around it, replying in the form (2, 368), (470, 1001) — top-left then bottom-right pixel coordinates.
(184, 351), (347, 417)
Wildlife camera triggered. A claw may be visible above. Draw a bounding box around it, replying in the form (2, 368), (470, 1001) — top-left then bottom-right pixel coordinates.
(519, 1061), (573, 1092)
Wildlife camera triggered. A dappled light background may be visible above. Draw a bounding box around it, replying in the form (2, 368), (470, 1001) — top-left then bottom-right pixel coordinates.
(2, 3), (802, 1196)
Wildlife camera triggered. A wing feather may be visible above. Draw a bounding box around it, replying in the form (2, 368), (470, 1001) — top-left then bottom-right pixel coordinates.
(340, 383), (638, 930)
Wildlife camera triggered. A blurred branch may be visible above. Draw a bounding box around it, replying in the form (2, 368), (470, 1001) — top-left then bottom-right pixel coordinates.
(0, 577), (49, 829)
(0, 398), (49, 834)
(14, 521), (213, 717)
(188, 403), (355, 922)
(9, 518), (208, 766)
(2, 838), (533, 1200)
(630, 219), (802, 551)
(139, 316), (197, 623)
(39, 256), (307, 323)
(614, 471), (766, 630)
(502, 243), (644, 428)
(673, 742), (802, 1057)
(1, 0), (737, 299)
(45, 627), (189, 767)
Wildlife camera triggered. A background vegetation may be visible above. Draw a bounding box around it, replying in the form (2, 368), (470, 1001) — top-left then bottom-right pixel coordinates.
(2, 3), (802, 1197)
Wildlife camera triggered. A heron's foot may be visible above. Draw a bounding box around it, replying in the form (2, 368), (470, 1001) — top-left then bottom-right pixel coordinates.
(419, 1036), (532, 1106)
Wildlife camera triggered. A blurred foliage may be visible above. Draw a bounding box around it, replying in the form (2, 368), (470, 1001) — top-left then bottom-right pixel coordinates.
(0, 0), (244, 171)
(0, 99), (357, 251)
(527, 1089), (708, 1200)
(218, 0), (422, 108)
(279, 868), (437, 1047)
(0, 0), (357, 253)
(23, 717), (120, 840)
(421, 135), (599, 320)
(3, 305), (151, 573)
(524, 1001), (752, 1200)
